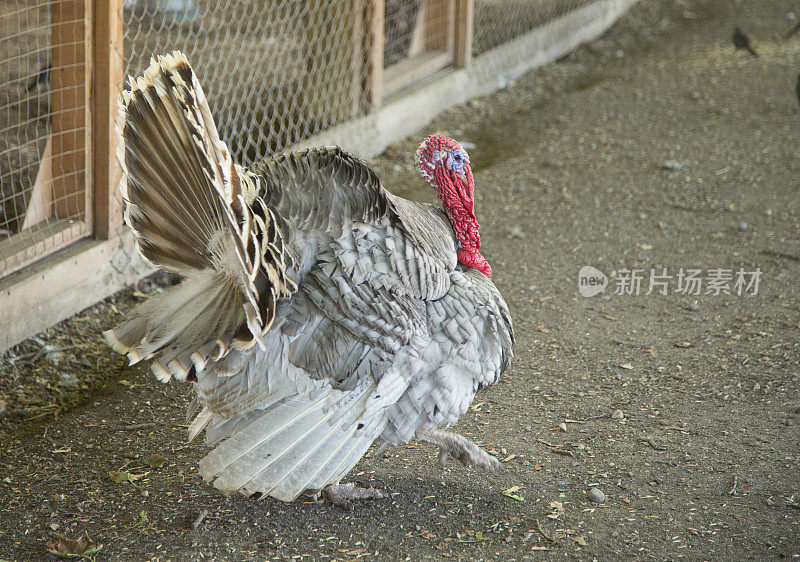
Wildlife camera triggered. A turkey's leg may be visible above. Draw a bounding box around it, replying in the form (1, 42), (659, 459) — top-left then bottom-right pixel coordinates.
(313, 483), (388, 509)
(416, 429), (501, 471)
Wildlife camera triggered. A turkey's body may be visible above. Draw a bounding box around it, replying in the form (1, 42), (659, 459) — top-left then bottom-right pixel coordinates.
(106, 53), (513, 502)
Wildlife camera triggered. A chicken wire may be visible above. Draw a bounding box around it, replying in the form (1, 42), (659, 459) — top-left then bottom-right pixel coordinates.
(121, 0), (602, 167)
(124, 0), (380, 166)
(474, 0), (596, 56)
(385, 0), (451, 67)
(0, 0), (90, 276)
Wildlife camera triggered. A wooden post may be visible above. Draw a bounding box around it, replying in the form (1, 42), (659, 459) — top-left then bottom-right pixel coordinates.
(365, 0), (385, 111)
(454, 0), (473, 67)
(50, 0), (91, 225)
(92, 0), (125, 239)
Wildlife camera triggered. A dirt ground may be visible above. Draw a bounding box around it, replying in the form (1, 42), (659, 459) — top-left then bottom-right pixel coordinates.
(1, 0), (799, 559)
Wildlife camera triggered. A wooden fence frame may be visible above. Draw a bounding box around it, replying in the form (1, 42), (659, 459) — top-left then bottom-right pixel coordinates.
(0, 0), (638, 351)
(0, 0), (136, 350)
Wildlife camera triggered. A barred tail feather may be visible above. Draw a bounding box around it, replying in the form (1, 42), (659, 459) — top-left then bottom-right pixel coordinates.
(104, 52), (296, 380)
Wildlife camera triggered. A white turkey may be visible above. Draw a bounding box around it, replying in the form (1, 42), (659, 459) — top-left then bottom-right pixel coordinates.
(105, 52), (514, 505)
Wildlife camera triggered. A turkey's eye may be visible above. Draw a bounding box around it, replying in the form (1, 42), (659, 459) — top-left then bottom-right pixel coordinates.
(448, 152), (464, 170)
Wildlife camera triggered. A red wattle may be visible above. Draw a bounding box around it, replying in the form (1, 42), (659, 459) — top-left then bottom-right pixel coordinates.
(419, 139), (491, 278)
(458, 249), (492, 277)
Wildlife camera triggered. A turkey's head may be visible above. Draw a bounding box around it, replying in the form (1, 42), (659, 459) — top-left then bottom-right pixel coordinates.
(415, 134), (491, 277)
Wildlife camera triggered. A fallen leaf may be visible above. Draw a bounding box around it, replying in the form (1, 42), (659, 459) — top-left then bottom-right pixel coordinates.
(46, 532), (102, 558)
(125, 510), (148, 529)
(501, 486), (525, 502)
(457, 531), (488, 543)
(109, 470), (145, 484)
(145, 453), (166, 467)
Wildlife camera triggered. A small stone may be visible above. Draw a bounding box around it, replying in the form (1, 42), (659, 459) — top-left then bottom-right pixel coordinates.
(42, 345), (66, 365)
(587, 488), (606, 503)
(661, 160), (684, 171)
(658, 419), (669, 426)
(58, 373), (79, 388)
(752, 383), (761, 391)
(738, 222), (748, 232)
(49, 522), (59, 531)
(612, 409), (625, 420)
(3, 477), (11, 484)
(687, 301), (699, 311)
(559, 422), (568, 432)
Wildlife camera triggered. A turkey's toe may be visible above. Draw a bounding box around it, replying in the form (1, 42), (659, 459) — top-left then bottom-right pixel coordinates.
(456, 443), (501, 471)
(315, 483), (388, 509)
(417, 429), (502, 472)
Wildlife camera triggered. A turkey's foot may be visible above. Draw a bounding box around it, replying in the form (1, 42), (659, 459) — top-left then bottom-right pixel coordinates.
(416, 429), (501, 471)
(314, 483), (388, 510)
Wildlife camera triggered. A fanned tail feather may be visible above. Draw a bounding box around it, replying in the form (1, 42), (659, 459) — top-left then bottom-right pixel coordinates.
(104, 51), (296, 381)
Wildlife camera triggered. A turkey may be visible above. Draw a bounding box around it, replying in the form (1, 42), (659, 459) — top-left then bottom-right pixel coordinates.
(105, 52), (514, 505)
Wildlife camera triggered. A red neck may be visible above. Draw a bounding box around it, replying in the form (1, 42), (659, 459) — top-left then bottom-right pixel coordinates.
(432, 166), (492, 277)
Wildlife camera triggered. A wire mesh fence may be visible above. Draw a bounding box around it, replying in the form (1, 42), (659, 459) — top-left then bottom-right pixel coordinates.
(473, 0), (594, 56)
(0, 0), (91, 277)
(123, 0), (379, 166)
(383, 0), (454, 94)
(1, 0), (621, 283)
